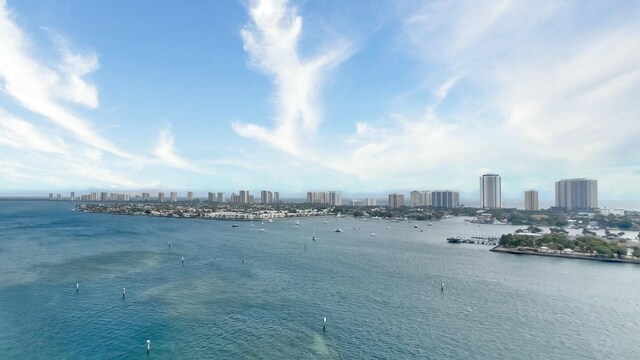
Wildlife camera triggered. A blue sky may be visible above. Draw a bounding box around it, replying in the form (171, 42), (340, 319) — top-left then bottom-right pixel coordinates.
(0, 0), (639, 206)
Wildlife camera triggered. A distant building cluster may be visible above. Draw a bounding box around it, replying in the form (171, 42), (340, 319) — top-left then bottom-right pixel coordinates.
(46, 175), (601, 211)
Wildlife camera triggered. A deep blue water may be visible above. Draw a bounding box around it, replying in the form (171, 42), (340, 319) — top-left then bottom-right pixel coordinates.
(0, 201), (639, 359)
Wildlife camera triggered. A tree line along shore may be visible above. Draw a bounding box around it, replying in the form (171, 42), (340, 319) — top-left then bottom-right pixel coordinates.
(493, 231), (640, 263)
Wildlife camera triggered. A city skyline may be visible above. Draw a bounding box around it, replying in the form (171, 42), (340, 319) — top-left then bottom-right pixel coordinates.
(1, 1), (639, 204)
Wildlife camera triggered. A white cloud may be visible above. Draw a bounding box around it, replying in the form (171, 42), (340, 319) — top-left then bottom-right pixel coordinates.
(0, 2), (128, 158)
(0, 108), (68, 154)
(233, 0), (640, 201)
(233, 0), (351, 155)
(0, 1), (215, 191)
(153, 127), (205, 174)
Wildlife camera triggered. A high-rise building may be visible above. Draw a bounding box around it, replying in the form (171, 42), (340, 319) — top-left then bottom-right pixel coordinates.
(388, 193), (404, 208)
(100, 192), (108, 201)
(70, 192), (75, 201)
(170, 192), (177, 202)
(351, 199), (362, 206)
(525, 190), (539, 211)
(187, 191), (193, 202)
(142, 192), (150, 201)
(158, 192), (165, 203)
(238, 190), (250, 204)
(217, 192), (224, 203)
(273, 192), (280, 203)
(555, 179), (598, 210)
(49, 193), (53, 200)
(208, 192), (215, 203)
(367, 197), (376, 206)
(260, 190), (273, 204)
(410, 190), (430, 207)
(480, 174), (501, 208)
(328, 191), (341, 206)
(431, 191), (459, 208)
(307, 191), (341, 205)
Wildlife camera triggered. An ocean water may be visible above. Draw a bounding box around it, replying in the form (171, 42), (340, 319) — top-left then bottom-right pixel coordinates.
(0, 201), (639, 359)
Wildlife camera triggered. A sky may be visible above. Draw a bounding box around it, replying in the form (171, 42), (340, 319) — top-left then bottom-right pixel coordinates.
(0, 0), (639, 206)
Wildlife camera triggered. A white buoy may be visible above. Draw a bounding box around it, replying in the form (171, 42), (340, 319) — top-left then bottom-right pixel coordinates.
(322, 316), (327, 331)
(123, 287), (126, 299)
(168, 241), (171, 248)
(441, 282), (444, 291)
(76, 282), (79, 292)
(146, 339), (151, 354)
(181, 256), (184, 265)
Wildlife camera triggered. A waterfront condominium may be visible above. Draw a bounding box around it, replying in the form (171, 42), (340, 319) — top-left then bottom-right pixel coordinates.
(524, 189), (539, 211)
(187, 191), (193, 202)
(238, 190), (250, 204)
(260, 190), (273, 204)
(307, 191), (341, 205)
(431, 191), (459, 208)
(555, 178), (598, 210)
(480, 174), (501, 208)
(170, 192), (177, 202)
(158, 192), (165, 203)
(410, 190), (431, 207)
(388, 193), (404, 208)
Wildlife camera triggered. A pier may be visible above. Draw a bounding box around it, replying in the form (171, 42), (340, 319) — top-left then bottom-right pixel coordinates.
(447, 236), (498, 245)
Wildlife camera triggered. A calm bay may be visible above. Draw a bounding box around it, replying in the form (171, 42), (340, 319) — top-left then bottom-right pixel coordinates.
(0, 201), (638, 359)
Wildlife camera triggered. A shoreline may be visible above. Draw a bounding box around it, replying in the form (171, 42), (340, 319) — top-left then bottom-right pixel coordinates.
(490, 245), (640, 265)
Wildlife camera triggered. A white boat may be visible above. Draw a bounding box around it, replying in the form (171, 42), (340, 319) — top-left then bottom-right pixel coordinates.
(268, 219), (273, 223)
(335, 228), (342, 233)
(370, 233), (376, 236)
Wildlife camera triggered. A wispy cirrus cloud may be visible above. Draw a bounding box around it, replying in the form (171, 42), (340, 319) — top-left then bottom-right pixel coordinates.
(232, 0), (640, 200)
(0, 3), (129, 158)
(153, 126), (206, 174)
(0, 1), (208, 190)
(233, 0), (351, 155)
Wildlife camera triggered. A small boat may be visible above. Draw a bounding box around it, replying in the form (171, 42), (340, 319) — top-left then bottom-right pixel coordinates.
(313, 227), (317, 241)
(268, 219), (273, 223)
(335, 228), (342, 233)
(232, 224), (239, 228)
(447, 237), (462, 243)
(428, 223), (433, 226)
(370, 233), (376, 236)
(413, 225), (418, 228)
(323, 220), (328, 224)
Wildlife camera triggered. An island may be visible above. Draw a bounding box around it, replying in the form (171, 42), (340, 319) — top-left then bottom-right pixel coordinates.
(491, 230), (640, 264)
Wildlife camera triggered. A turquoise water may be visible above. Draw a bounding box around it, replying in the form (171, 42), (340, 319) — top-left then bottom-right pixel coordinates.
(0, 201), (639, 359)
